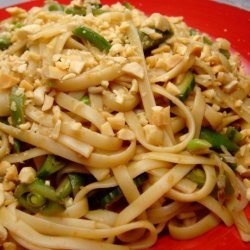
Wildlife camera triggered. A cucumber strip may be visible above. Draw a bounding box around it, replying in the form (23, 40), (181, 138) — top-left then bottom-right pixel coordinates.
(0, 36), (11, 50)
(40, 201), (65, 216)
(37, 155), (66, 179)
(81, 95), (90, 105)
(28, 179), (59, 202)
(48, 2), (64, 11)
(140, 29), (173, 53)
(100, 173), (148, 209)
(225, 126), (242, 145)
(219, 49), (230, 59)
(68, 173), (86, 197)
(65, 6), (86, 15)
(10, 86), (25, 126)
(56, 176), (72, 199)
(73, 26), (111, 52)
(178, 71), (195, 101)
(200, 127), (239, 153)
(186, 168), (206, 188)
(187, 138), (211, 152)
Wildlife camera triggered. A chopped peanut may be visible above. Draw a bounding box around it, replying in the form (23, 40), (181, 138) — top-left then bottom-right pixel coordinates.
(117, 127), (135, 140)
(107, 113), (125, 131)
(204, 104), (223, 129)
(143, 124), (163, 146)
(0, 161), (11, 176)
(151, 106), (170, 126)
(33, 86), (46, 106)
(5, 165), (18, 182)
(0, 73), (20, 90)
(43, 66), (66, 80)
(42, 95), (54, 111)
(19, 79), (34, 91)
(4, 191), (15, 206)
(19, 122), (31, 130)
(3, 180), (15, 191)
(100, 122), (115, 136)
(18, 167), (36, 184)
(69, 61), (85, 74)
(236, 165), (247, 175)
(166, 82), (181, 96)
(122, 62), (144, 79)
(136, 110), (148, 126)
(130, 79), (139, 94)
(143, 13), (170, 32)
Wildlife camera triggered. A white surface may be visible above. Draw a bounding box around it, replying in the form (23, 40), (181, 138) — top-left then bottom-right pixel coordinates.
(215, 0), (250, 10)
(0, 0), (30, 8)
(0, 0), (250, 10)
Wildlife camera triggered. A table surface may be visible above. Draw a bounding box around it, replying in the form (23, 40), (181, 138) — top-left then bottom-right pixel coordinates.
(0, 0), (250, 10)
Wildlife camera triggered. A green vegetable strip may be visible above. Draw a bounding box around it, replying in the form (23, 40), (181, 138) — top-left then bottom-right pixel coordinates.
(40, 201), (65, 216)
(65, 5), (104, 16)
(10, 86), (25, 126)
(178, 71), (195, 101)
(73, 26), (111, 52)
(48, 2), (64, 11)
(37, 155), (65, 179)
(123, 2), (134, 10)
(0, 36), (11, 50)
(56, 176), (72, 199)
(140, 29), (173, 52)
(68, 173), (87, 197)
(224, 174), (234, 197)
(189, 28), (197, 36)
(100, 188), (122, 209)
(186, 138), (211, 152)
(13, 23), (24, 29)
(203, 36), (213, 45)
(225, 126), (242, 144)
(219, 49), (230, 59)
(26, 193), (46, 207)
(186, 168), (206, 188)
(81, 95), (90, 105)
(15, 179), (65, 215)
(14, 183), (29, 198)
(13, 139), (21, 153)
(28, 179), (59, 202)
(100, 173), (148, 209)
(65, 6), (86, 16)
(200, 127), (239, 153)
(18, 195), (40, 213)
(92, 8), (106, 16)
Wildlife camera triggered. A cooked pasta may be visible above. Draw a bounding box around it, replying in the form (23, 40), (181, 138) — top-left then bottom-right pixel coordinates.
(0, 0), (250, 249)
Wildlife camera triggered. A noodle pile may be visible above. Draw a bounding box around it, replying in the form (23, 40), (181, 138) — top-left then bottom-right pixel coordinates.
(0, 0), (250, 249)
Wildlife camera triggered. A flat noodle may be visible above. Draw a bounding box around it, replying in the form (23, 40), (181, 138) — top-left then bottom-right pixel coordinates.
(127, 23), (156, 121)
(55, 92), (106, 130)
(55, 63), (124, 91)
(0, 0), (250, 249)
(168, 213), (220, 240)
(191, 87), (206, 138)
(3, 148), (48, 163)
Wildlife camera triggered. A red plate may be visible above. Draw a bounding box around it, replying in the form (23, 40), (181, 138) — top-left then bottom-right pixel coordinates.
(0, 0), (250, 249)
